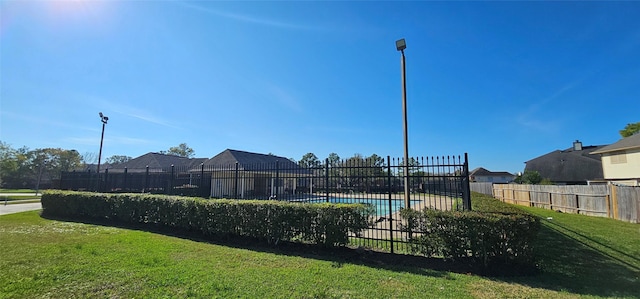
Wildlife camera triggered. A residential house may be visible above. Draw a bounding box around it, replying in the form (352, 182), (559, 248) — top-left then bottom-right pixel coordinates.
(469, 167), (515, 183)
(524, 140), (606, 185)
(107, 152), (207, 173)
(102, 149), (308, 198)
(590, 133), (640, 186)
(200, 149), (310, 199)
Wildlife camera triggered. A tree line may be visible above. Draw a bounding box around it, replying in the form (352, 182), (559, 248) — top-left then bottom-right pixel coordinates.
(297, 152), (438, 179)
(0, 141), (84, 189)
(5, 120), (637, 190)
(0, 141), (440, 190)
(0, 142), (196, 189)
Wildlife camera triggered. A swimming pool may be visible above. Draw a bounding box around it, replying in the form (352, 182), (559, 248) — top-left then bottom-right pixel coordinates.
(308, 197), (421, 216)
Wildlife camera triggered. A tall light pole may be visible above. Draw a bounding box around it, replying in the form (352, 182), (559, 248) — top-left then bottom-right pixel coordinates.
(96, 112), (109, 177)
(396, 38), (410, 209)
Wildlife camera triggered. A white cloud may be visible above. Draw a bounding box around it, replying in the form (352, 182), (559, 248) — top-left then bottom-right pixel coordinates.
(65, 136), (151, 146)
(86, 96), (181, 129)
(516, 82), (578, 132)
(172, 1), (320, 31)
(264, 83), (303, 113)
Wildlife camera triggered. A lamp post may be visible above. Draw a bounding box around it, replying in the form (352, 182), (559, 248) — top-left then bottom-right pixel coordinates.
(396, 38), (410, 209)
(96, 112), (109, 178)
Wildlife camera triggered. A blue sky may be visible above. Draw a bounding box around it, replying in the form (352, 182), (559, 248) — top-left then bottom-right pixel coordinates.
(1, 1), (639, 174)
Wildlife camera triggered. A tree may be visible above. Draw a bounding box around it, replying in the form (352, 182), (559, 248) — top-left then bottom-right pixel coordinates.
(105, 155), (132, 165)
(55, 149), (83, 173)
(514, 170), (544, 184)
(365, 154), (386, 177)
(28, 148), (82, 188)
(160, 143), (195, 158)
(341, 154), (366, 191)
(365, 154), (385, 167)
(299, 153), (320, 168)
(81, 152), (98, 166)
(0, 142), (31, 188)
(398, 157), (421, 176)
(0, 144), (82, 189)
(326, 153), (340, 166)
(0, 142), (17, 187)
(324, 153), (342, 183)
(620, 122), (640, 137)
(336, 153), (388, 192)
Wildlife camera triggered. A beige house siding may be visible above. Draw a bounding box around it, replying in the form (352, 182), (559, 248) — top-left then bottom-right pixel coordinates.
(210, 172), (301, 198)
(591, 134), (640, 187)
(600, 148), (640, 186)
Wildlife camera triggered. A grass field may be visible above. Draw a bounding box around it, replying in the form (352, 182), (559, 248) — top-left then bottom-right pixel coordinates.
(1, 197), (638, 298)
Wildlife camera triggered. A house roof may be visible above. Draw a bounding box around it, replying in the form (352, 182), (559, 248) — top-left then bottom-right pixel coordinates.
(109, 152), (206, 171)
(591, 133), (640, 154)
(202, 149), (308, 173)
(470, 167), (514, 177)
(525, 144), (606, 183)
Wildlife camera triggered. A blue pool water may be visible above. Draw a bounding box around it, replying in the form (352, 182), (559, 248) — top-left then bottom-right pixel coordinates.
(308, 197), (420, 216)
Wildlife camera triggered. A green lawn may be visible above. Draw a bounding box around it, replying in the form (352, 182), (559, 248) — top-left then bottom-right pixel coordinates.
(1, 198), (639, 298)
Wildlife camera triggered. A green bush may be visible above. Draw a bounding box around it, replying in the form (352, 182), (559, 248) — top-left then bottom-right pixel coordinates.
(400, 194), (539, 267)
(471, 192), (530, 215)
(41, 190), (372, 247)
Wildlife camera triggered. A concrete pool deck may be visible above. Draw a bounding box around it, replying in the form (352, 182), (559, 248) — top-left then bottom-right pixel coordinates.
(316, 193), (459, 241)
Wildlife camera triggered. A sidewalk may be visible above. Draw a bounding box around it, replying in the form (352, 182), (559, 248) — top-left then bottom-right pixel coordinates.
(0, 202), (42, 215)
(0, 193), (42, 196)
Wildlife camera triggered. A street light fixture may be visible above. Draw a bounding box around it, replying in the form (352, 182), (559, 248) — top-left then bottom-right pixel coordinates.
(396, 38), (410, 209)
(96, 112), (109, 178)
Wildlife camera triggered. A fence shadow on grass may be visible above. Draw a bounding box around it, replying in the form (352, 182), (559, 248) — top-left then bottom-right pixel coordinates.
(493, 218), (640, 298)
(40, 213), (528, 279)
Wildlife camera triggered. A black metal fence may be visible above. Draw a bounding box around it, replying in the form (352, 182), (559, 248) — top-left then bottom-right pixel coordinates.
(59, 154), (471, 253)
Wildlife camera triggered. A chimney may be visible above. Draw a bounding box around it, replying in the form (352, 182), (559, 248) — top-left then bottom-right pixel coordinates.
(573, 140), (583, 151)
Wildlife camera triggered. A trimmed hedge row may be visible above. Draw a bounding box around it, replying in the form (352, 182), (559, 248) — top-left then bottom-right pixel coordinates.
(470, 191), (531, 215)
(41, 190), (373, 246)
(400, 193), (540, 267)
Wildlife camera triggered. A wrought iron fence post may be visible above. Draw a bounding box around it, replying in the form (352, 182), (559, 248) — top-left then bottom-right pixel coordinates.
(170, 164), (174, 195)
(103, 168), (109, 192)
(387, 156), (394, 254)
(123, 167), (128, 192)
(463, 153), (472, 211)
(62, 171), (68, 190)
(200, 163), (205, 198)
(234, 162), (239, 199)
(94, 169), (99, 192)
(275, 160), (280, 200)
(325, 158), (329, 202)
(144, 165), (149, 193)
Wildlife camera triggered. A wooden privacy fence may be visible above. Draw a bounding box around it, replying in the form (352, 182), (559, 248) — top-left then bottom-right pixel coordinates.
(470, 182), (494, 195)
(492, 184), (640, 223)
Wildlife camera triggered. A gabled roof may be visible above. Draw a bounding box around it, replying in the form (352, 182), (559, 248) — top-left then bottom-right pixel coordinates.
(470, 167), (514, 177)
(591, 133), (640, 154)
(525, 144), (606, 183)
(110, 152), (206, 170)
(202, 149), (306, 173)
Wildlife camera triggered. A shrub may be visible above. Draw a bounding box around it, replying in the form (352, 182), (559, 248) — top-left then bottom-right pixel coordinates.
(41, 190), (372, 247)
(400, 194), (539, 268)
